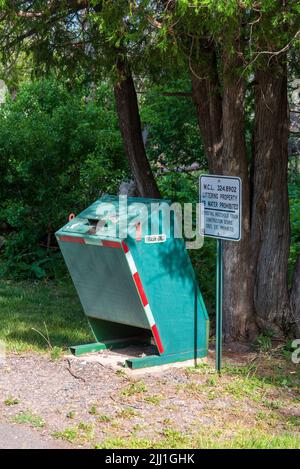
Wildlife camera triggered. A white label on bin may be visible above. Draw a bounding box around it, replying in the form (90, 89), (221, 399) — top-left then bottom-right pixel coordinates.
(145, 234), (166, 244)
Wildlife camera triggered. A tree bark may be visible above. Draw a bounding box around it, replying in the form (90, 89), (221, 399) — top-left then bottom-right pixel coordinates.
(191, 45), (223, 174)
(221, 50), (256, 341)
(251, 57), (291, 334)
(114, 57), (160, 199)
(191, 43), (256, 341)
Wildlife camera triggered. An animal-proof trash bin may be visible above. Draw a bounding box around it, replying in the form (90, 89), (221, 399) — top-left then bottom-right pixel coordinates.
(56, 196), (209, 369)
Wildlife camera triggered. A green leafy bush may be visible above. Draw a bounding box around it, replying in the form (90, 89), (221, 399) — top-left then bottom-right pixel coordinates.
(288, 175), (300, 285)
(141, 80), (206, 169)
(0, 79), (127, 278)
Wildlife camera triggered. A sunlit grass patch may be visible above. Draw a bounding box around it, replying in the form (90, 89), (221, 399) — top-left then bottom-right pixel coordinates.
(121, 381), (147, 397)
(97, 428), (300, 450)
(14, 411), (45, 428)
(53, 422), (94, 444)
(4, 396), (20, 406)
(0, 279), (92, 352)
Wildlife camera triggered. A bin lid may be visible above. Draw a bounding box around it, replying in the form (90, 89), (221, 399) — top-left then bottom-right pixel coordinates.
(56, 195), (171, 240)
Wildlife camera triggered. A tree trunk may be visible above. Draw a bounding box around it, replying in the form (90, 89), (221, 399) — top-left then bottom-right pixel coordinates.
(191, 44), (256, 341)
(191, 45), (223, 174)
(221, 51), (256, 341)
(251, 58), (291, 334)
(291, 254), (300, 338)
(114, 57), (160, 199)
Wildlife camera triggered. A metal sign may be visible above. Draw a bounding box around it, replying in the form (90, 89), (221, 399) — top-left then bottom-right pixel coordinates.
(200, 174), (242, 374)
(200, 174), (242, 241)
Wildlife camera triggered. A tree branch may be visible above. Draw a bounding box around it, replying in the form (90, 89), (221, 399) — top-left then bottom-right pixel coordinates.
(16, 11), (43, 18)
(162, 92), (192, 97)
(244, 29), (300, 72)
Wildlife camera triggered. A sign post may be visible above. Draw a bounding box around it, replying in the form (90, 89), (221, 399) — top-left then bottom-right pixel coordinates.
(200, 175), (242, 373)
(216, 239), (223, 373)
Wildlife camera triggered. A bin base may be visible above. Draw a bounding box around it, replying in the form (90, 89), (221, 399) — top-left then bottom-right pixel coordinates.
(125, 348), (207, 369)
(70, 337), (141, 357)
(70, 341), (207, 369)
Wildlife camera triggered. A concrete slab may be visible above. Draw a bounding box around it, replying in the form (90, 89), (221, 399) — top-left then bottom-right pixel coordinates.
(66, 345), (207, 376)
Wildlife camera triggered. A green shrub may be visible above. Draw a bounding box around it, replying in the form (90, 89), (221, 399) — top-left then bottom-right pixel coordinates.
(141, 79), (206, 169)
(0, 79), (127, 278)
(288, 174), (300, 285)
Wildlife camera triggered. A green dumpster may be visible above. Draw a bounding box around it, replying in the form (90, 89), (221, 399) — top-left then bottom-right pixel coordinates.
(56, 196), (209, 369)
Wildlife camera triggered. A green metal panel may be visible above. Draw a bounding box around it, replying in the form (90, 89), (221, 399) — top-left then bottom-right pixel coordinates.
(127, 236), (208, 357)
(126, 348), (207, 369)
(58, 242), (149, 330)
(56, 195), (209, 368)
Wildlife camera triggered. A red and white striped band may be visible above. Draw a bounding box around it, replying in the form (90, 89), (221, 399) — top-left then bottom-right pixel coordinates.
(121, 241), (164, 354)
(58, 235), (121, 249)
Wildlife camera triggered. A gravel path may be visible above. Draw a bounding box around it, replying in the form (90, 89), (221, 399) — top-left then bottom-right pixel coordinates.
(0, 349), (299, 448)
(0, 351), (209, 443)
(0, 424), (67, 449)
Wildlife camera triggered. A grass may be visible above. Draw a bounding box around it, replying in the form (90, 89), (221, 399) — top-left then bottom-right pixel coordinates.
(217, 431), (300, 449)
(144, 395), (163, 405)
(116, 407), (138, 419)
(97, 430), (300, 449)
(0, 278), (93, 352)
(223, 361), (300, 390)
(50, 346), (63, 360)
(4, 396), (20, 406)
(254, 334), (273, 352)
(53, 422), (95, 444)
(88, 405), (97, 416)
(262, 399), (284, 410)
(121, 381), (148, 397)
(287, 415), (300, 427)
(52, 427), (78, 442)
(14, 411), (45, 428)
(224, 377), (268, 402)
(98, 414), (111, 423)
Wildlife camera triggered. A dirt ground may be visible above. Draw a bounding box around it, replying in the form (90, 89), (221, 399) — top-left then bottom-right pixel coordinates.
(0, 346), (299, 449)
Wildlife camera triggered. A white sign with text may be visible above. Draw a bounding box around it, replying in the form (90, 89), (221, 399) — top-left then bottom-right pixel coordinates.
(200, 175), (242, 241)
